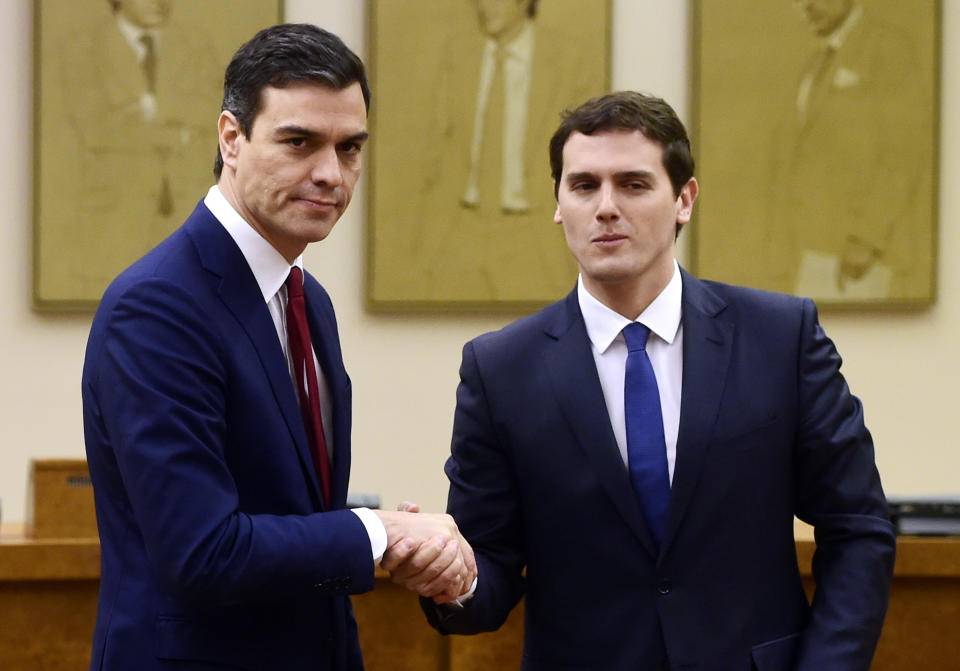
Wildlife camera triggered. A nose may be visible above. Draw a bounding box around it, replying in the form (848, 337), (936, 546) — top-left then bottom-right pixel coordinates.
(596, 183), (619, 223)
(310, 146), (344, 188)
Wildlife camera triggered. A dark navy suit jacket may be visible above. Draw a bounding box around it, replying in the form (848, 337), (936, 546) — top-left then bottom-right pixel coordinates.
(424, 269), (895, 671)
(82, 202), (371, 670)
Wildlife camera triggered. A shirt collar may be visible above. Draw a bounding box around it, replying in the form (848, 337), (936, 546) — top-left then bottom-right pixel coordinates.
(115, 14), (160, 59)
(578, 260), (683, 354)
(204, 185), (302, 303)
(823, 3), (862, 51)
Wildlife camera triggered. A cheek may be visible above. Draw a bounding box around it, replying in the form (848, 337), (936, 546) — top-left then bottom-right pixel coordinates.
(345, 160), (363, 184)
(256, 168), (296, 204)
(342, 165), (361, 190)
(561, 221), (589, 255)
(340, 165), (363, 198)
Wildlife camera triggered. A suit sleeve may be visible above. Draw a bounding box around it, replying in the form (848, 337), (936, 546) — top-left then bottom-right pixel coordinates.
(93, 278), (374, 607)
(792, 299), (896, 670)
(421, 340), (527, 634)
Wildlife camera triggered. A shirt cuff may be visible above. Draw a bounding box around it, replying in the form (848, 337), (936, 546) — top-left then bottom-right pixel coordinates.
(351, 507), (387, 564)
(456, 576), (479, 604)
(438, 575), (479, 611)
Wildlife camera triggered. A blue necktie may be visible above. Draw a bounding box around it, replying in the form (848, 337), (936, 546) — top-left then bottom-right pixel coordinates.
(623, 322), (670, 548)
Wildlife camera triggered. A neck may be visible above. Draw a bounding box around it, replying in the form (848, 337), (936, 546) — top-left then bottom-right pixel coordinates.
(216, 177), (303, 264)
(583, 262), (674, 321)
(492, 16), (530, 45)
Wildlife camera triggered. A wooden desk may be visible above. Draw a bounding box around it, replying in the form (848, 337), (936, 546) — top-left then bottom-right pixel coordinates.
(798, 537), (960, 671)
(2, 534), (957, 670)
(449, 538), (960, 671)
(0, 532), (441, 671)
(0, 535), (100, 670)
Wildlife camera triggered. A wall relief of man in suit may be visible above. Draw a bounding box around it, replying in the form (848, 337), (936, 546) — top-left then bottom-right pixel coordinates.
(778, 0), (933, 301)
(42, 0), (222, 301)
(692, 0), (936, 306)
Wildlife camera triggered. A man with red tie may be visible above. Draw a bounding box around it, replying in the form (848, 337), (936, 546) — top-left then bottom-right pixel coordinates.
(82, 24), (474, 671)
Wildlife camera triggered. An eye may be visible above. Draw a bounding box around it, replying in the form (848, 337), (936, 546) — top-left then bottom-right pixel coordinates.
(338, 141), (363, 155)
(285, 137), (307, 149)
(571, 181), (596, 192)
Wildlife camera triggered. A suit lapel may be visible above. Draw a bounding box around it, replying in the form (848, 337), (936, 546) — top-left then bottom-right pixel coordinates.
(543, 291), (660, 558)
(661, 270), (734, 555)
(184, 203), (325, 508)
(303, 277), (352, 510)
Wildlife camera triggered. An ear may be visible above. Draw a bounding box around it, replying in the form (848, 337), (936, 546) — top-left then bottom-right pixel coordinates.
(675, 177), (699, 226)
(553, 203), (563, 225)
(218, 111), (243, 172)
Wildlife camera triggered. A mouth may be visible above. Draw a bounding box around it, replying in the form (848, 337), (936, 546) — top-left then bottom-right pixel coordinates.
(592, 233), (628, 247)
(295, 197), (340, 212)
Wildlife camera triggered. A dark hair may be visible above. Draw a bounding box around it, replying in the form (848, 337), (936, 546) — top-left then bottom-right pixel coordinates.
(549, 91), (694, 198)
(213, 23), (370, 178)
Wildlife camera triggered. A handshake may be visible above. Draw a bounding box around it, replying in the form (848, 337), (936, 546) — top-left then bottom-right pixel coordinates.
(374, 502), (476, 605)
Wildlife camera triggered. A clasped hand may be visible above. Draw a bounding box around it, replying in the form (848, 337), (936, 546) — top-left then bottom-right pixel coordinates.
(374, 503), (476, 604)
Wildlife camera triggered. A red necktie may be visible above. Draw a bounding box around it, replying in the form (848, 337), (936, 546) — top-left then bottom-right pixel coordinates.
(286, 267), (332, 508)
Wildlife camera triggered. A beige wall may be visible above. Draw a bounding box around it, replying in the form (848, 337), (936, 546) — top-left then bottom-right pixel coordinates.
(1, 1), (956, 524)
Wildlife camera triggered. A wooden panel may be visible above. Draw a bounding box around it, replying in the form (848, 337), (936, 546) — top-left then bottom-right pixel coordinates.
(0, 537), (100, 670)
(799, 537), (960, 671)
(352, 576), (446, 671)
(0, 580), (98, 670)
(448, 602), (524, 671)
(797, 536), (960, 577)
(0, 537), (100, 580)
(25, 459), (98, 539)
(1, 535), (956, 670)
(874, 577), (960, 670)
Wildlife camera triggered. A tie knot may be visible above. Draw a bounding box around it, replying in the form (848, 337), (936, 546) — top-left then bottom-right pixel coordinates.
(286, 266), (304, 299)
(623, 322), (650, 352)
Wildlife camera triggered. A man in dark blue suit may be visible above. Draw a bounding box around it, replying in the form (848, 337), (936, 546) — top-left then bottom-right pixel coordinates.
(422, 92), (895, 670)
(83, 24), (474, 671)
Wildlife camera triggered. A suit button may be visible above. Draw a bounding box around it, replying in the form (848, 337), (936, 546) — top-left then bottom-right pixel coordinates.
(656, 580), (672, 595)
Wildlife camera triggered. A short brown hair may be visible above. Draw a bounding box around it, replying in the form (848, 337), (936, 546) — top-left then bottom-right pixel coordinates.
(549, 91), (694, 198)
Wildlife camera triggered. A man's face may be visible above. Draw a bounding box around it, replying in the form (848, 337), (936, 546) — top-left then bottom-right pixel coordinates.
(117, 0), (171, 29)
(474, 0), (532, 39)
(554, 129), (697, 306)
(218, 82), (368, 262)
(795, 0), (854, 36)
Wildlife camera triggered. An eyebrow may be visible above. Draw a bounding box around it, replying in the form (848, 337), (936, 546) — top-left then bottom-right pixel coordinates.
(273, 125), (369, 144)
(564, 169), (656, 183)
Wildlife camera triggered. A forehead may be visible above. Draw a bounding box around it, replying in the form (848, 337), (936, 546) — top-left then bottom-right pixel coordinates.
(799, 0), (852, 11)
(561, 129), (666, 174)
(119, 0), (169, 13)
(254, 82), (367, 130)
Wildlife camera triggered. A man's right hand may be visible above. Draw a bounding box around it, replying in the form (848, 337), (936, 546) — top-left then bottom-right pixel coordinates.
(374, 506), (477, 604)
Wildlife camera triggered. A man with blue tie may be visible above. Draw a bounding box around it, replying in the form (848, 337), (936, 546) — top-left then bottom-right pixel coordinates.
(422, 91), (895, 670)
(82, 24), (474, 671)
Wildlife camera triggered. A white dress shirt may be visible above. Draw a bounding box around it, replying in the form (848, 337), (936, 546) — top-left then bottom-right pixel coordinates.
(459, 263), (685, 606)
(578, 261), (683, 483)
(797, 4), (863, 120)
(204, 186), (387, 562)
(115, 14), (160, 121)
